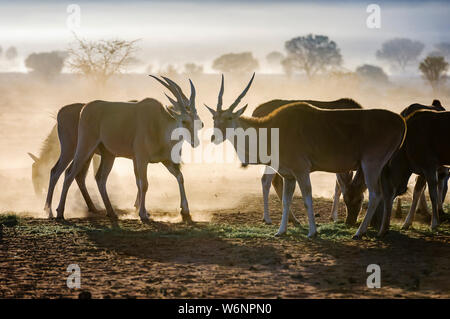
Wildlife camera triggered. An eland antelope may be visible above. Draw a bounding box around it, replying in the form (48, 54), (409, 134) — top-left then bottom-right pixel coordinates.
(205, 74), (406, 238)
(55, 76), (203, 223)
(42, 101), (138, 218)
(251, 98), (364, 225)
(379, 101), (450, 236)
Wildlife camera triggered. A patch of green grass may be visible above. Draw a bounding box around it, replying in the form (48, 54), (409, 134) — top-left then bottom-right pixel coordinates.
(16, 221), (102, 237)
(316, 222), (359, 240)
(12, 215), (449, 243)
(99, 222), (362, 241)
(0, 213), (20, 227)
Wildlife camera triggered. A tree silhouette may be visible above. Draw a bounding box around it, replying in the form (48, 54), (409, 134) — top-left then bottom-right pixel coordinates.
(159, 64), (179, 77)
(212, 52), (258, 74)
(282, 34), (342, 78)
(419, 55), (448, 91)
(184, 63), (203, 76)
(5, 46), (18, 60)
(266, 51), (284, 65)
(376, 38), (424, 71)
(67, 34), (139, 85)
(356, 64), (389, 84)
(25, 51), (65, 79)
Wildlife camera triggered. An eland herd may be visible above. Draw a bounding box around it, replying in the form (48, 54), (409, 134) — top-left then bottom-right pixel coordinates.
(28, 73), (449, 239)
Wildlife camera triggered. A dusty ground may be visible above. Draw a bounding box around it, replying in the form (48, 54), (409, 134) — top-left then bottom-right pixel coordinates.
(0, 194), (449, 299)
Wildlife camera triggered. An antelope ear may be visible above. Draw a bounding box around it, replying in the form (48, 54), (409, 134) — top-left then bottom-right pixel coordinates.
(204, 104), (216, 116)
(166, 106), (181, 120)
(28, 152), (39, 162)
(234, 104), (248, 117)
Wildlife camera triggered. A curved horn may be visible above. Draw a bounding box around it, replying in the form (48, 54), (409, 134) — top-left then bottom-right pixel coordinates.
(229, 72), (255, 112)
(189, 79), (197, 114)
(155, 75), (188, 113)
(161, 76), (190, 106)
(149, 74), (183, 110)
(164, 93), (181, 111)
(217, 74), (224, 111)
(148, 75), (175, 95)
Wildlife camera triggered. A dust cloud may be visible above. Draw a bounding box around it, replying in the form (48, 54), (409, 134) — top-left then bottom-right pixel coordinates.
(0, 73), (447, 220)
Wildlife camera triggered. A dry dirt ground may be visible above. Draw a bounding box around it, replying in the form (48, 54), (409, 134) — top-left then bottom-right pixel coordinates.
(0, 194), (449, 299)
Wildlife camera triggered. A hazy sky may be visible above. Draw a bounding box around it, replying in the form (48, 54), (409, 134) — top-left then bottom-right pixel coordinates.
(0, 0), (449, 73)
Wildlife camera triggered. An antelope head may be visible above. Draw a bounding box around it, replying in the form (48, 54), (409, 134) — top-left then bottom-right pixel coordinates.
(204, 73), (255, 144)
(149, 75), (204, 148)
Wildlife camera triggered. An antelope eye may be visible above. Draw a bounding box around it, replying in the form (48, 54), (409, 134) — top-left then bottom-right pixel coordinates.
(182, 120), (189, 125)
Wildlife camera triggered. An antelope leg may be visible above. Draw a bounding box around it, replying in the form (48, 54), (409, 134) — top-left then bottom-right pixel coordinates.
(330, 180), (342, 222)
(275, 176), (295, 237)
(261, 166), (275, 224)
(163, 161), (192, 223)
(95, 151), (117, 221)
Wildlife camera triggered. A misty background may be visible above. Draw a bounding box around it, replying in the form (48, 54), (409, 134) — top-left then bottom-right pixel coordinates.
(1, 0), (449, 74)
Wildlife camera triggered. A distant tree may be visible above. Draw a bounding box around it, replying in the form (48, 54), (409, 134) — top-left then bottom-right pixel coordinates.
(376, 38), (424, 71)
(5, 46), (18, 60)
(355, 64), (389, 84)
(419, 55), (448, 91)
(282, 34), (342, 78)
(266, 51), (284, 65)
(66, 34), (139, 85)
(25, 51), (65, 79)
(184, 63), (203, 76)
(159, 64), (179, 78)
(434, 42), (450, 60)
(212, 52), (259, 74)
(281, 56), (295, 78)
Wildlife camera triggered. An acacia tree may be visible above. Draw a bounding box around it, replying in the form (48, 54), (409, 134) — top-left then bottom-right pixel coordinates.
(282, 34), (342, 78)
(419, 56), (448, 91)
(212, 52), (259, 74)
(25, 51), (65, 79)
(376, 38), (424, 71)
(66, 34), (139, 85)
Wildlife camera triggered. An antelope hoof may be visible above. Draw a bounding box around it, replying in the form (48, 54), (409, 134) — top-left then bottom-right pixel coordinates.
(401, 223), (411, 230)
(139, 212), (151, 224)
(89, 208), (100, 215)
(274, 230), (287, 237)
(47, 210), (54, 219)
(182, 214), (193, 224)
(307, 231), (317, 239)
(352, 233), (364, 240)
(263, 218), (272, 225)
